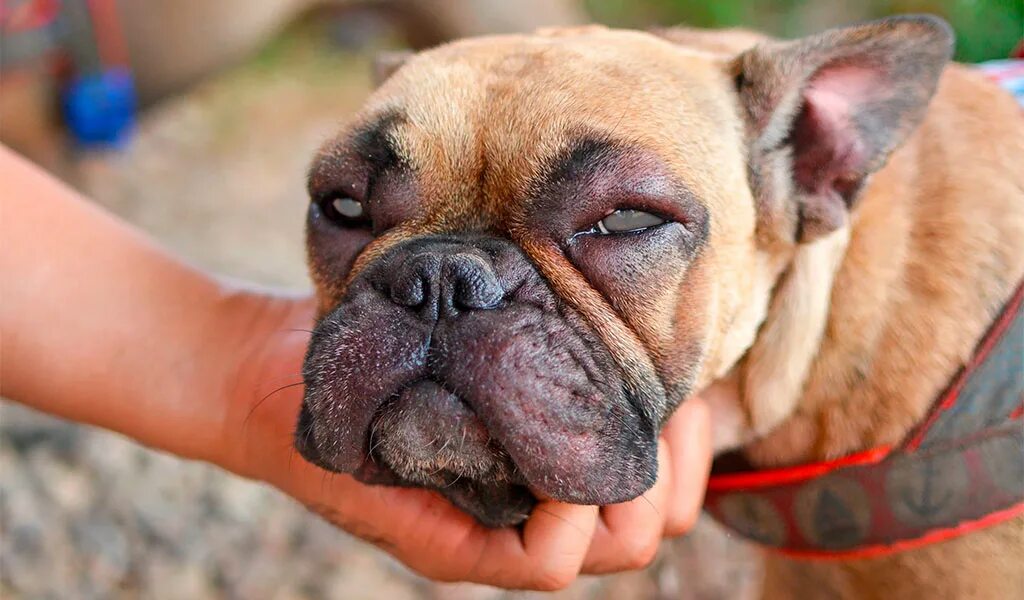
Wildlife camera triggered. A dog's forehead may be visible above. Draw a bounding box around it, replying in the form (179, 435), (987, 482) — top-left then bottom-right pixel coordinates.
(338, 29), (746, 227)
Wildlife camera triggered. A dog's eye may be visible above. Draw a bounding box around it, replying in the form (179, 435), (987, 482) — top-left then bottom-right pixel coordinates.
(596, 209), (666, 234)
(319, 194), (370, 228)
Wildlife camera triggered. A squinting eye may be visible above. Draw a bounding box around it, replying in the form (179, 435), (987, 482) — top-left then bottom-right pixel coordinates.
(596, 209), (667, 234)
(331, 196), (364, 218)
(319, 194), (369, 228)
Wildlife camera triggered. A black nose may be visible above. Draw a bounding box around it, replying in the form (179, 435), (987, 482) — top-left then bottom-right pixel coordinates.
(388, 245), (503, 318)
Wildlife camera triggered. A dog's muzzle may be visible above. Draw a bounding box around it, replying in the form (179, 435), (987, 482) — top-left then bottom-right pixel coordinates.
(296, 235), (659, 527)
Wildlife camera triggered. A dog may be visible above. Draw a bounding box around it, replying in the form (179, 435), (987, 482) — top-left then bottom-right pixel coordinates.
(294, 15), (1024, 598)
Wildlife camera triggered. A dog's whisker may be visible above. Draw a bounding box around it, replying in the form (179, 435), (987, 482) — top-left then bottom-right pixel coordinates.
(243, 380), (305, 428)
(639, 493), (661, 519)
(260, 372), (306, 388)
(297, 419), (316, 466)
(367, 420), (386, 459)
(531, 505), (587, 538)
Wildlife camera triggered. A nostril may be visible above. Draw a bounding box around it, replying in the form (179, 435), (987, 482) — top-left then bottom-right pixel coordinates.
(390, 269), (426, 307)
(446, 255), (503, 311)
(390, 254), (441, 308)
(452, 271), (502, 309)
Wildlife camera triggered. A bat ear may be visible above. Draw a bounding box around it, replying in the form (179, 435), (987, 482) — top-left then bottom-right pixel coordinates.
(735, 15), (953, 242)
(372, 50), (414, 88)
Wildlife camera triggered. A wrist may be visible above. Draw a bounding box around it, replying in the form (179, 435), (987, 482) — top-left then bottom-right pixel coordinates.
(204, 286), (314, 482)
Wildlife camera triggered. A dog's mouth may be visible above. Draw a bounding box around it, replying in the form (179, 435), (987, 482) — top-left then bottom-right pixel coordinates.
(295, 235), (662, 527)
(362, 379), (538, 527)
(295, 377), (539, 528)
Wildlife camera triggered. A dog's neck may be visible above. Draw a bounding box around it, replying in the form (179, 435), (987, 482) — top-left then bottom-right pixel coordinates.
(728, 68), (1024, 469)
(710, 65), (1024, 599)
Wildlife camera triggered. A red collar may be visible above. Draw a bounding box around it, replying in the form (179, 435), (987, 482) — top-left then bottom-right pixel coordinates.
(704, 280), (1024, 560)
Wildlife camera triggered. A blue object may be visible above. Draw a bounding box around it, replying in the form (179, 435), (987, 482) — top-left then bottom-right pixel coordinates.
(976, 59), (1024, 107)
(62, 67), (137, 147)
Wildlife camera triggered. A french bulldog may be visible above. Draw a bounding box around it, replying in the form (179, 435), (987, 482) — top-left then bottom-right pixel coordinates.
(295, 15), (1024, 597)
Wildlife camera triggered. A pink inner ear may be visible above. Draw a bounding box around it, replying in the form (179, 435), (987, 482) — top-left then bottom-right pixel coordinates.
(791, 64), (881, 200)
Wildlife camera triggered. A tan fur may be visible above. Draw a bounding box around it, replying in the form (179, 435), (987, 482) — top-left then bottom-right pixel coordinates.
(742, 64), (1024, 599)
(314, 22), (1024, 597)
(741, 226), (849, 440)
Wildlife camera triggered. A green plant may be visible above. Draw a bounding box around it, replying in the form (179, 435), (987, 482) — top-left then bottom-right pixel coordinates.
(585, 0), (1023, 62)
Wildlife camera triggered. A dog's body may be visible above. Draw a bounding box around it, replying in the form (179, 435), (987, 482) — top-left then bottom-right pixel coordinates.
(668, 26), (1024, 599)
(297, 17), (1024, 598)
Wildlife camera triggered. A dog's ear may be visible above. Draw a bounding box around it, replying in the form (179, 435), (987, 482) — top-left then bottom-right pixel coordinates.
(735, 15), (953, 242)
(372, 50), (414, 87)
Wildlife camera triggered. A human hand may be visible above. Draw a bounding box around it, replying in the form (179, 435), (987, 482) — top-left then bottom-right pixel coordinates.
(218, 292), (712, 590)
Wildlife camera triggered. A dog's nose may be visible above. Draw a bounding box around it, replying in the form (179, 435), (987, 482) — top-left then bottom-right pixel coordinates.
(388, 248), (503, 317)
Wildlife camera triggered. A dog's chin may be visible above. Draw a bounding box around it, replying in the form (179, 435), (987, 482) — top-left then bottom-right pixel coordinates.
(352, 457), (538, 528)
(356, 378), (538, 528)
(295, 376), (539, 527)
(297, 422), (536, 527)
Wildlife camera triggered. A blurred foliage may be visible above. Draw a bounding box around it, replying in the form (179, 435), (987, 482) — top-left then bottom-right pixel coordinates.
(585, 0), (1023, 62)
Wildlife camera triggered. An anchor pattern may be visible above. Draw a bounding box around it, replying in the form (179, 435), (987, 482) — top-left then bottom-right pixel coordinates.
(887, 452), (969, 528)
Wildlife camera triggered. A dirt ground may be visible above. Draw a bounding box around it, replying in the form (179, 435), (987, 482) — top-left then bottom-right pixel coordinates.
(0, 32), (760, 599)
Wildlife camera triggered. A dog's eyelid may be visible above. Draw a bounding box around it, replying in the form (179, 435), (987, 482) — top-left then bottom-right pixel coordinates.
(309, 172), (369, 205)
(594, 208), (669, 235)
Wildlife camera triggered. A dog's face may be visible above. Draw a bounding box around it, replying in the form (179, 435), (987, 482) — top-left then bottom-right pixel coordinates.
(296, 19), (952, 526)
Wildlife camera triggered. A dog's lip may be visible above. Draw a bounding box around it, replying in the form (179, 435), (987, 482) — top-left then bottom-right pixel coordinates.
(441, 480), (536, 528)
(298, 418), (537, 528)
(352, 445), (537, 528)
(364, 380), (523, 484)
(301, 356), (657, 505)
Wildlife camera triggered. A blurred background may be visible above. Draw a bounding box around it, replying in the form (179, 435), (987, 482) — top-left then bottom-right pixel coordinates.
(1, 1), (1020, 598)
